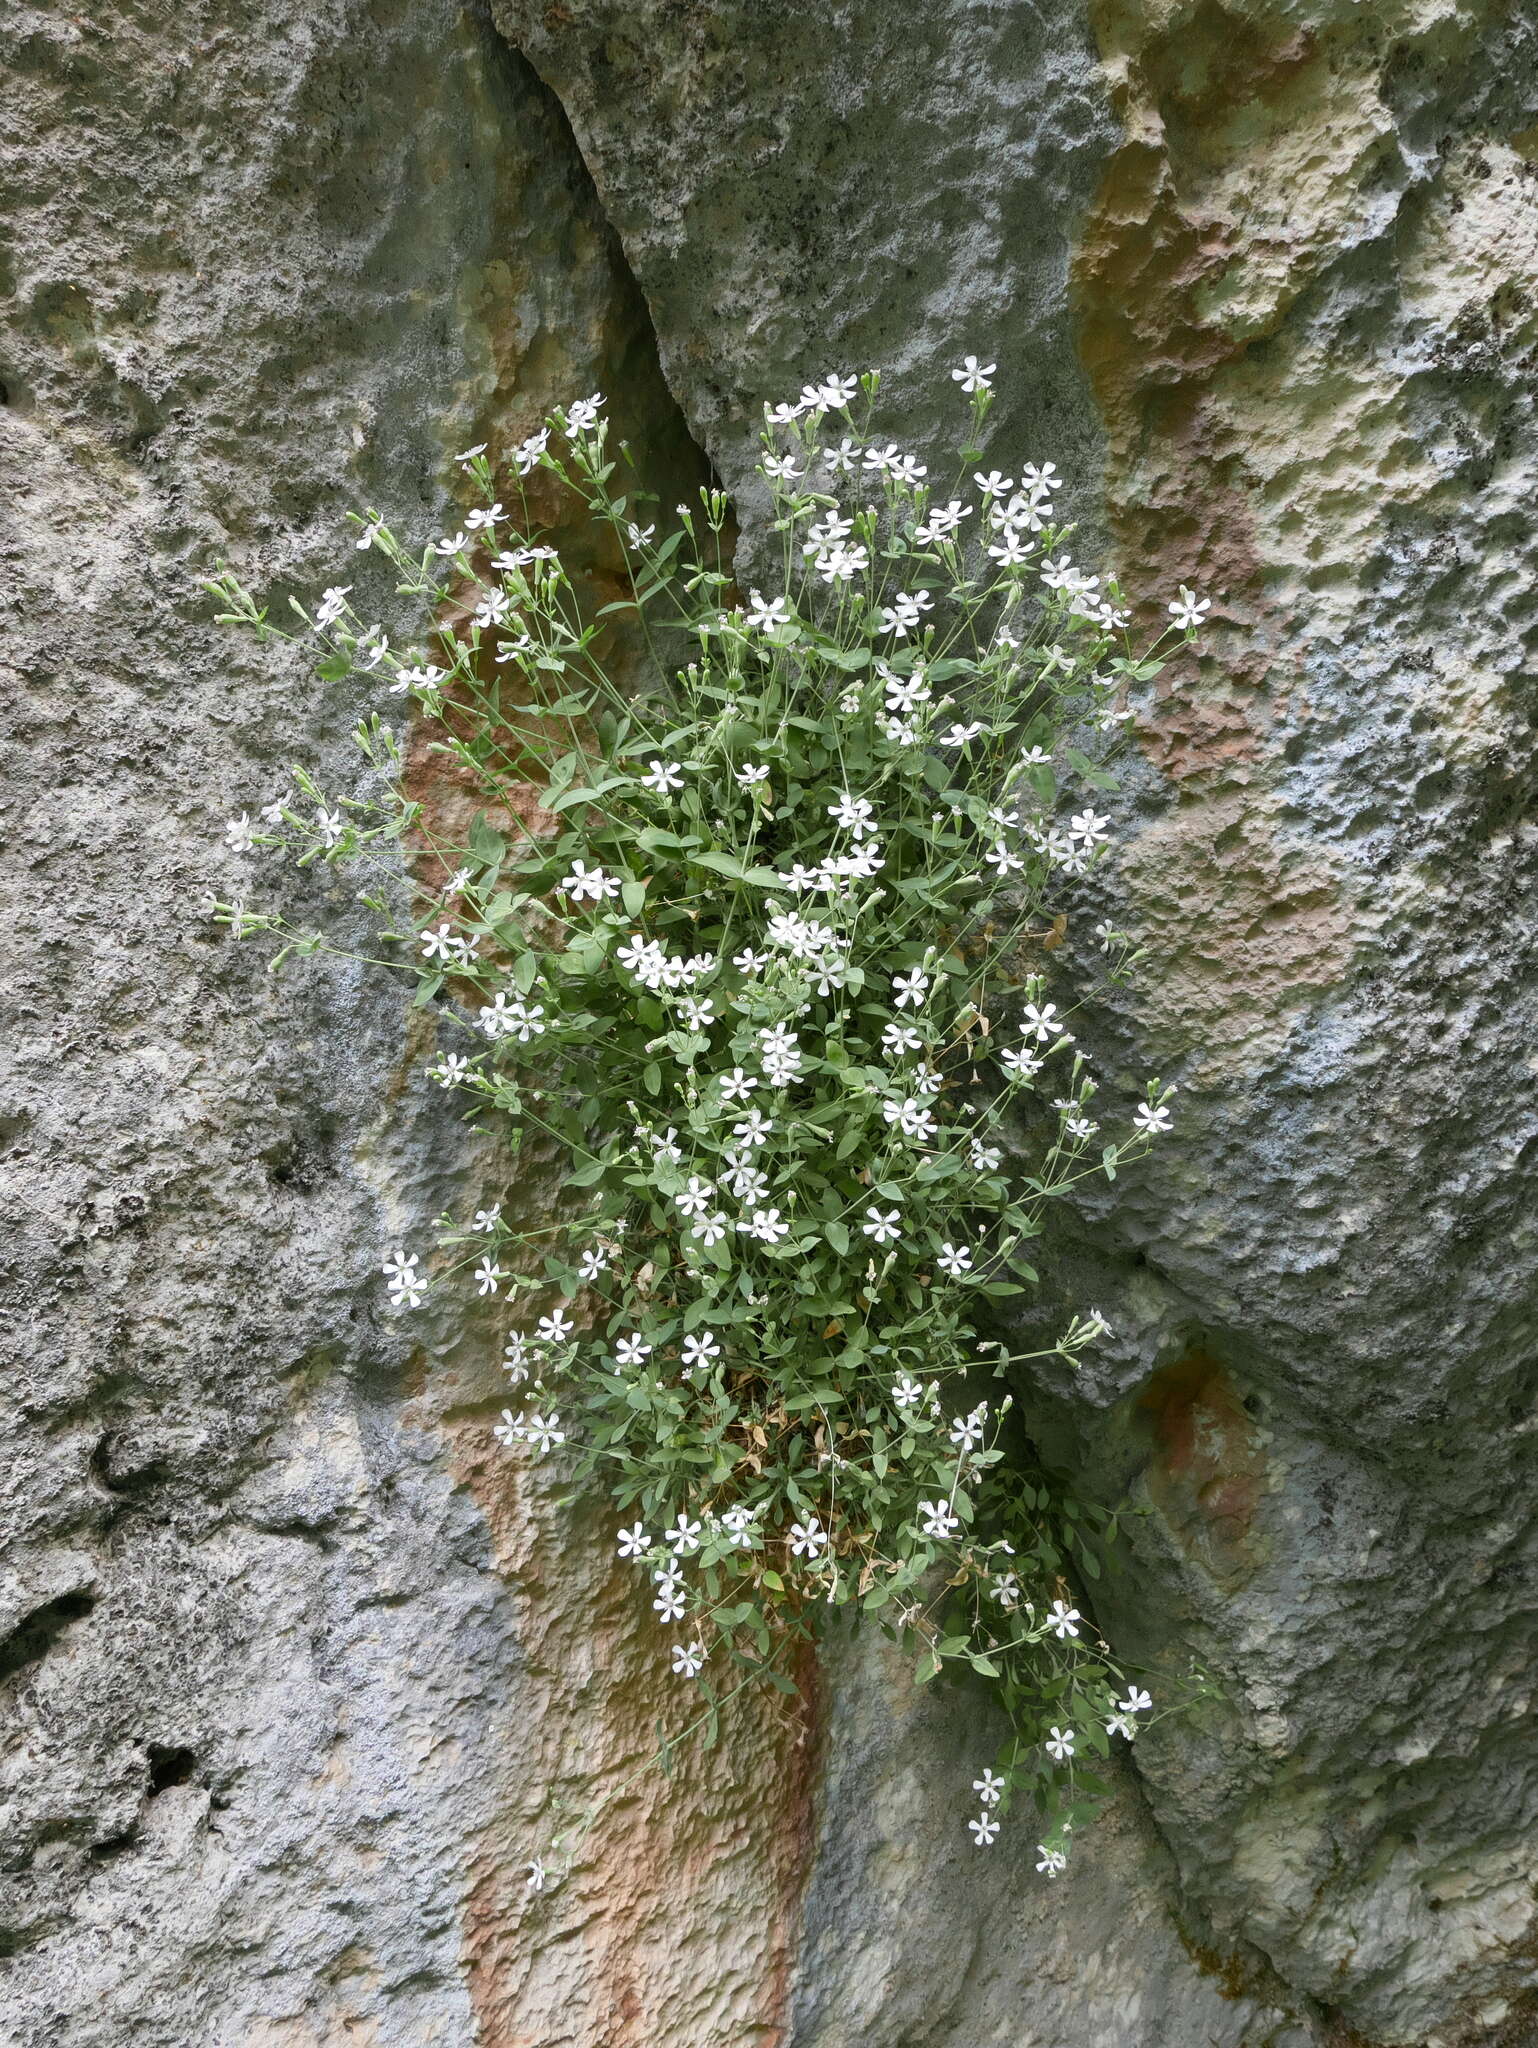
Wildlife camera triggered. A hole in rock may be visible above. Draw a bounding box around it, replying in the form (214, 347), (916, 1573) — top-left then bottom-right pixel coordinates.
(146, 1744), (196, 1795)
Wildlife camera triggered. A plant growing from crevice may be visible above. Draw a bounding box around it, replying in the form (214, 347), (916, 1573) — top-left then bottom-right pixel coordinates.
(209, 364), (1206, 1886)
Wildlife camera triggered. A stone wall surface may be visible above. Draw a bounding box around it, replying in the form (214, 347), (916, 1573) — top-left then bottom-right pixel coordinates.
(4, 0), (1538, 2043)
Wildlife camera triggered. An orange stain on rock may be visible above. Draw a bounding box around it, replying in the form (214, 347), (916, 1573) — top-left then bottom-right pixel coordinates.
(1137, 1348), (1269, 1583)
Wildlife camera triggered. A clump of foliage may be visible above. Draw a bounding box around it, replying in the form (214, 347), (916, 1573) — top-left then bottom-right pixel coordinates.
(211, 362), (1205, 1884)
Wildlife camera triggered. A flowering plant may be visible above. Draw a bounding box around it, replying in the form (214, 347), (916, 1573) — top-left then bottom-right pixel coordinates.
(210, 364), (1200, 1882)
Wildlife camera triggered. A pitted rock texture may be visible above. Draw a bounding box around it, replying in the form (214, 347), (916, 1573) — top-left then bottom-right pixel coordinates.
(497, 2), (1538, 2042)
(6, 0), (1538, 2043)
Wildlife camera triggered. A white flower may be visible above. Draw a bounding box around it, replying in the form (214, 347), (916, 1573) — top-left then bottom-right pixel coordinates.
(674, 1177), (715, 1220)
(536, 1309), (574, 1345)
(969, 1140), (1002, 1172)
(1168, 585), (1210, 631)
(735, 762), (771, 788)
(742, 1207), (789, 1244)
(823, 435), (861, 472)
(617, 1521), (649, 1559)
(615, 1333), (652, 1367)
(507, 1001), (546, 1043)
(974, 470), (1014, 498)
(877, 590), (934, 638)
(983, 842), (1025, 880)
(862, 1206), (902, 1246)
(1036, 1845), (1067, 1877)
(680, 1332), (722, 1374)
(691, 1211), (729, 1247)
(671, 1641), (704, 1678)
(828, 791), (877, 838)
(1121, 1688), (1153, 1715)
(1021, 1001), (1068, 1044)
(952, 355), (996, 393)
(577, 1247), (609, 1282)
(433, 532), (470, 557)
(653, 1583), (686, 1622)
(1107, 1712), (1136, 1740)
(718, 1068), (757, 1103)
(744, 591), (792, 633)
(892, 969), (930, 1010)
(667, 1515), (703, 1556)
(974, 1768), (1005, 1806)
(1045, 1725), (1075, 1762)
(512, 428), (549, 474)
(315, 808), (345, 847)
(722, 1505), (758, 1548)
(1000, 1045), (1043, 1082)
(992, 1573), (1021, 1609)
(881, 1024), (922, 1058)
(938, 721), (985, 747)
(949, 1406), (986, 1451)
(225, 813), (256, 852)
(558, 859), (621, 902)
(679, 995), (715, 1031)
(732, 1109), (772, 1149)
(641, 759), (685, 795)
(313, 585), (351, 629)
(1048, 1600), (1081, 1640)
(788, 1517), (827, 1558)
(1068, 808), (1112, 847)
(473, 1206), (501, 1234)
(382, 1248), (425, 1308)
(564, 392), (606, 432)
(473, 1257), (505, 1297)
(1134, 1102), (1173, 1136)
(968, 1813), (1000, 1847)
(918, 1498), (959, 1540)
(763, 453), (802, 481)
(520, 1412), (562, 1455)
(526, 1857), (551, 1891)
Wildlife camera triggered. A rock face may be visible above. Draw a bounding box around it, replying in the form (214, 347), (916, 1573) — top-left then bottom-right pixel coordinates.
(4, 0), (1538, 2043)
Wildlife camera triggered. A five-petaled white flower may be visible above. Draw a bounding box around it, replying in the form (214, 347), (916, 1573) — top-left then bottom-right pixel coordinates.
(974, 1768), (1005, 1806)
(893, 1375), (924, 1410)
(1036, 1845), (1067, 1877)
(1021, 1001), (1068, 1043)
(691, 1211), (729, 1247)
(892, 969), (930, 1010)
(1048, 1599), (1081, 1639)
(718, 1068), (757, 1102)
(473, 1257), (505, 1297)
(862, 1206), (902, 1246)
(745, 592), (792, 632)
(918, 1498), (960, 1540)
(527, 1858), (551, 1891)
(680, 1332), (722, 1374)
(667, 1515), (703, 1556)
(1134, 1102), (1173, 1136)
(536, 1309), (574, 1345)
(433, 1055), (471, 1089)
(524, 1413), (565, 1455)
(992, 1573), (1021, 1609)
(671, 1641), (704, 1678)
(615, 1333), (652, 1367)
(949, 1407), (987, 1453)
(1121, 1688), (1153, 1715)
(1168, 585), (1210, 632)
(653, 1583), (686, 1622)
(558, 859), (621, 903)
(788, 1517), (828, 1558)
(617, 1522), (649, 1559)
(735, 762), (771, 787)
(641, 759), (685, 795)
(937, 1242), (973, 1280)
(952, 355), (996, 393)
(1045, 1725), (1076, 1762)
(968, 1814), (1000, 1846)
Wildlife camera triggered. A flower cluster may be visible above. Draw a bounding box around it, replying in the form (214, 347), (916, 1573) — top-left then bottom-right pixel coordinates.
(209, 363), (1198, 1882)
